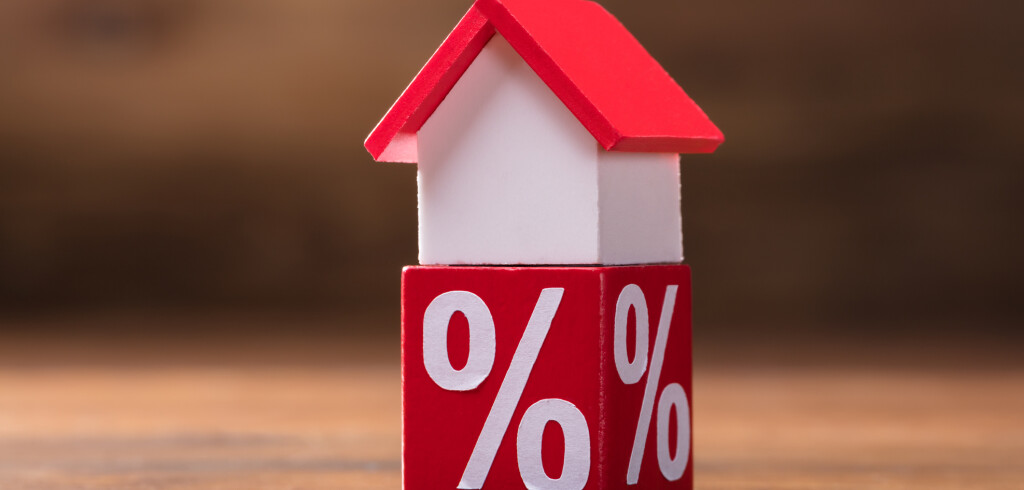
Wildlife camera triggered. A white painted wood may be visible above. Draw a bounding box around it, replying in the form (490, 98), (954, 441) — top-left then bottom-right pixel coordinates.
(416, 34), (683, 265)
(417, 34), (599, 265)
(598, 151), (683, 265)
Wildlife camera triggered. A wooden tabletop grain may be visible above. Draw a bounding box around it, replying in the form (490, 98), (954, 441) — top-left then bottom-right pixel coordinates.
(0, 318), (1021, 489)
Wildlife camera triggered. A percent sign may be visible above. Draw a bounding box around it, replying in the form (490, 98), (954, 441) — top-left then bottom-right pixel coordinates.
(615, 284), (691, 484)
(422, 288), (591, 490)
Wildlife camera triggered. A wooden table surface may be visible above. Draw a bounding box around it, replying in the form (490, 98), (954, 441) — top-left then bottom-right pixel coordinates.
(0, 318), (1021, 489)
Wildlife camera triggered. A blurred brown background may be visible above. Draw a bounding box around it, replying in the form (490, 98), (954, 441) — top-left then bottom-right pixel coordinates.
(1, 0), (1022, 334)
(1, 2), (1022, 488)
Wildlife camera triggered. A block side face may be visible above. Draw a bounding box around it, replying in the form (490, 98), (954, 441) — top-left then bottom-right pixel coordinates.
(599, 265), (693, 489)
(597, 152), (683, 265)
(402, 266), (603, 489)
(417, 34), (601, 265)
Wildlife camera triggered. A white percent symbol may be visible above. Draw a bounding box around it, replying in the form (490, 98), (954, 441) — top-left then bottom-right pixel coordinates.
(615, 284), (691, 484)
(422, 288), (591, 490)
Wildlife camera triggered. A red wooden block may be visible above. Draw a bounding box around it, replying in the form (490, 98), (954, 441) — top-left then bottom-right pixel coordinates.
(402, 265), (693, 490)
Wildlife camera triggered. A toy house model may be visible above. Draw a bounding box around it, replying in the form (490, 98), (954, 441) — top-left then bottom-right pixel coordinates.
(366, 0), (723, 265)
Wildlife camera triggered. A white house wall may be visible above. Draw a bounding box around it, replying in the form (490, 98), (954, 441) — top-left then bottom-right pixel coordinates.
(417, 34), (684, 265)
(598, 151), (683, 265)
(417, 34), (601, 265)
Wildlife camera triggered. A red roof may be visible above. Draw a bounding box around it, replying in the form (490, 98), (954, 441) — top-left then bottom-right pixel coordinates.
(365, 0), (724, 163)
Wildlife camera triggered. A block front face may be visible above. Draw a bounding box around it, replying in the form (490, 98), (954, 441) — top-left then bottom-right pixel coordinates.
(402, 265), (692, 490)
(403, 266), (603, 489)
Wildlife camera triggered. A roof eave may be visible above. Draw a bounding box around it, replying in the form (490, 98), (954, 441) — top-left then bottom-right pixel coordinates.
(608, 134), (725, 154)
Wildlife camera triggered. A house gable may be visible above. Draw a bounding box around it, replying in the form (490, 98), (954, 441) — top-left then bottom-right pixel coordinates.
(418, 34), (601, 265)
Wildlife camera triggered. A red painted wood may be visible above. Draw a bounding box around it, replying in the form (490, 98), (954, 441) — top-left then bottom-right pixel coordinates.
(366, 0), (723, 163)
(402, 265), (693, 489)
(365, 6), (494, 163)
